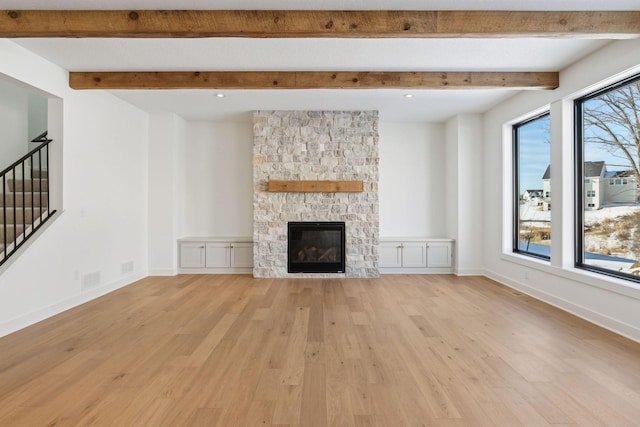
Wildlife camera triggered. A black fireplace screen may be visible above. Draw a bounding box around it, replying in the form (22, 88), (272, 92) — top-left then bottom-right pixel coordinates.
(288, 222), (345, 273)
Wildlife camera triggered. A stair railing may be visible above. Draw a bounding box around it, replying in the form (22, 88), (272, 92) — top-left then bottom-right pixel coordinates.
(1, 140), (57, 267)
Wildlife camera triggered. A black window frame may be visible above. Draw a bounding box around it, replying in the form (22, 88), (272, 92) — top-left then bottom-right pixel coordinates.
(512, 112), (551, 261)
(574, 72), (640, 284)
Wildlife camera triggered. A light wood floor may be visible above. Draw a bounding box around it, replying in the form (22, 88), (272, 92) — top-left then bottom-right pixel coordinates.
(0, 275), (639, 426)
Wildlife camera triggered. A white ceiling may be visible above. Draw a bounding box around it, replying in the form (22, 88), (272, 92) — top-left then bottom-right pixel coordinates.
(3, 0), (638, 122)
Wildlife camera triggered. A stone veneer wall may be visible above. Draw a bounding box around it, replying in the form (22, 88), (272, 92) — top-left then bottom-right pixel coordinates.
(253, 110), (379, 278)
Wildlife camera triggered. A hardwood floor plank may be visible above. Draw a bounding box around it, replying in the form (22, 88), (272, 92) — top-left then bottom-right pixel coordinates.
(326, 377), (356, 427)
(534, 381), (611, 426)
(300, 362), (328, 427)
(0, 274), (639, 426)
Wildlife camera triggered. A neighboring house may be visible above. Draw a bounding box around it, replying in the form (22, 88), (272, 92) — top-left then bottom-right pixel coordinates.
(604, 170), (638, 205)
(522, 189), (543, 201)
(542, 161), (638, 211)
(542, 165), (552, 211)
(582, 161), (606, 210)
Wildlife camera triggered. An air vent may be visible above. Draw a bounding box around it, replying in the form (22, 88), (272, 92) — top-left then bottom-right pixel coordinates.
(81, 271), (101, 290)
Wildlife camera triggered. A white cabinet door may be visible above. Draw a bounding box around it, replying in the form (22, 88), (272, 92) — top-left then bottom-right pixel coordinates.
(427, 241), (452, 268)
(205, 242), (231, 268)
(402, 242), (427, 268)
(379, 242), (403, 268)
(231, 243), (253, 268)
(180, 242), (206, 268)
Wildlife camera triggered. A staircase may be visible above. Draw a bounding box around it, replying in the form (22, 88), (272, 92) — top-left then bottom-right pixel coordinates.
(1, 141), (56, 267)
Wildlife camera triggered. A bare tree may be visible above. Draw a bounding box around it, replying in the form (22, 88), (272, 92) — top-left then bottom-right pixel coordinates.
(583, 80), (640, 182)
(583, 79), (640, 271)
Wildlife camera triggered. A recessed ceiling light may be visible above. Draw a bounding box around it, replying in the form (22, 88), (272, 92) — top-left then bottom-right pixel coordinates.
(404, 94), (414, 99)
(215, 93), (225, 98)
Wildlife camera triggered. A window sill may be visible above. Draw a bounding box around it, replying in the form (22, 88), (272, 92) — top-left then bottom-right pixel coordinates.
(501, 252), (640, 301)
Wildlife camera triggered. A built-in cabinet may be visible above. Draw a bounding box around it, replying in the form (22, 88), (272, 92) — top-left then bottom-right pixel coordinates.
(179, 236), (452, 274)
(379, 238), (454, 274)
(179, 237), (253, 273)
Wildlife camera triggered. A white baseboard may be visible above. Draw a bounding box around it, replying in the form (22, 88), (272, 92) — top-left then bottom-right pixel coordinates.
(485, 270), (640, 344)
(148, 269), (178, 276)
(177, 268), (253, 274)
(379, 267), (454, 274)
(455, 268), (486, 276)
(0, 272), (146, 338)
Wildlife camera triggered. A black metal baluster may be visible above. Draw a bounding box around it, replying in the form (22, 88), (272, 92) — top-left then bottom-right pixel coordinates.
(45, 145), (50, 218)
(12, 167), (16, 247)
(0, 140), (56, 267)
(38, 148), (43, 220)
(30, 153), (35, 231)
(2, 174), (6, 256)
(21, 162), (26, 240)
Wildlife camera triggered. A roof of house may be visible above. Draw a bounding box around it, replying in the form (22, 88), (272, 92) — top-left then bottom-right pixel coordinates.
(584, 161), (606, 178)
(542, 161), (607, 180)
(606, 170), (635, 178)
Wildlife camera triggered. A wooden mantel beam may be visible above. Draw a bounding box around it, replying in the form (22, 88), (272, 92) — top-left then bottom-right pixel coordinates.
(1, 10), (639, 38)
(69, 71), (559, 90)
(267, 180), (364, 193)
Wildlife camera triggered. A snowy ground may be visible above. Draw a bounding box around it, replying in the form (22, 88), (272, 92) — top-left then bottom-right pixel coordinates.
(519, 201), (550, 222)
(583, 204), (639, 225)
(520, 200), (639, 224)
(520, 200), (640, 275)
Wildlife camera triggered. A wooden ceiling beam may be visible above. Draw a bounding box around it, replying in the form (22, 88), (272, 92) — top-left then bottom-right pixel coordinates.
(69, 71), (559, 90)
(1, 10), (639, 38)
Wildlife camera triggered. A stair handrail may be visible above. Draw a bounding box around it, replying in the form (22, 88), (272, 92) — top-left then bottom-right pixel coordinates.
(0, 140), (52, 178)
(1, 139), (57, 267)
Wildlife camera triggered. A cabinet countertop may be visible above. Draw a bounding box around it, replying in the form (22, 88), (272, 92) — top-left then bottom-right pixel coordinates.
(380, 237), (454, 242)
(178, 237), (253, 243)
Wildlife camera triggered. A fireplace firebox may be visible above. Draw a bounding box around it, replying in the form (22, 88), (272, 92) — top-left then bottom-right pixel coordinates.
(288, 222), (345, 273)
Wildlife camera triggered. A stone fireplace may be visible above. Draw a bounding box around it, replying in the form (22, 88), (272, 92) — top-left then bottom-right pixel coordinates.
(252, 110), (379, 278)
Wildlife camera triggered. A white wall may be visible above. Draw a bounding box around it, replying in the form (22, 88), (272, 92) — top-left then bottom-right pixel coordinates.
(483, 38), (640, 342)
(457, 115), (484, 275)
(444, 115), (484, 275)
(444, 117), (459, 242)
(0, 77), (29, 171)
(180, 121), (253, 238)
(148, 113), (186, 275)
(379, 122), (446, 237)
(174, 120), (447, 241)
(0, 40), (149, 337)
(28, 91), (48, 143)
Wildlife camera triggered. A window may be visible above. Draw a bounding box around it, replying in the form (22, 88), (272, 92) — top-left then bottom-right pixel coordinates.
(576, 73), (640, 282)
(513, 113), (551, 259)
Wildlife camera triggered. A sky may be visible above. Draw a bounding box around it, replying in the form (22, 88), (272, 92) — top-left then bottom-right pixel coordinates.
(517, 114), (550, 193)
(582, 95), (639, 173)
(517, 94), (639, 194)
